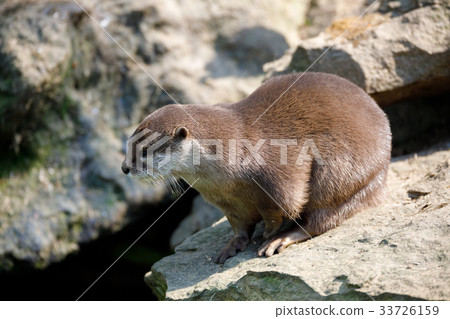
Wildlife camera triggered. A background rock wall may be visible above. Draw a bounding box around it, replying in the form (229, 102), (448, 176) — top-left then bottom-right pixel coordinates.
(266, 0), (450, 106)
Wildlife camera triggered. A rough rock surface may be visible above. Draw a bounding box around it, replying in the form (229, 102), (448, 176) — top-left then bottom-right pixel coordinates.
(145, 147), (450, 300)
(266, 1), (450, 106)
(299, 0), (376, 39)
(0, 0), (308, 270)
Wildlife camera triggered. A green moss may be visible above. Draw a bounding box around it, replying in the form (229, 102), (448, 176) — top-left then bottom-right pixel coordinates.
(0, 92), (18, 115)
(33, 260), (48, 270)
(0, 144), (39, 178)
(69, 222), (84, 241)
(304, 17), (312, 26)
(0, 89), (78, 179)
(145, 270), (168, 301)
(0, 258), (14, 272)
(0, 34), (82, 176)
(119, 246), (166, 266)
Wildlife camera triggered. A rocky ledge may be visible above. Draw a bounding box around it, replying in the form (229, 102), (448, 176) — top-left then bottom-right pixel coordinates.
(145, 147), (450, 300)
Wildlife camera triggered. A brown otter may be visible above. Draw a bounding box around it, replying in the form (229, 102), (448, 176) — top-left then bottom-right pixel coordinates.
(122, 72), (391, 264)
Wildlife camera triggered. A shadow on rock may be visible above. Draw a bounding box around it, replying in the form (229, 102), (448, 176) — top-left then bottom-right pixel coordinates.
(206, 26), (289, 78)
(289, 47), (366, 89)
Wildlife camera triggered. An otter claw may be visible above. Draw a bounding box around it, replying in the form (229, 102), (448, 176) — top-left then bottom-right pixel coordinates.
(215, 247), (237, 264)
(258, 238), (288, 257)
(214, 235), (249, 264)
(258, 229), (311, 257)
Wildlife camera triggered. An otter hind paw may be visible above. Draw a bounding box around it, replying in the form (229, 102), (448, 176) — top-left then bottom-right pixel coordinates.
(257, 228), (311, 257)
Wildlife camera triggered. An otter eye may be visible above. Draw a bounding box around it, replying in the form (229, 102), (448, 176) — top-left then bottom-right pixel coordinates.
(174, 126), (189, 138)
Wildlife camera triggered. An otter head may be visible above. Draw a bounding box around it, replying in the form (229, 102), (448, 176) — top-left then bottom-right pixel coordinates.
(121, 105), (197, 187)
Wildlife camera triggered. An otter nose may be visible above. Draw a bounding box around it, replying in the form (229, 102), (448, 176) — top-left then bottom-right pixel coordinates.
(121, 162), (130, 175)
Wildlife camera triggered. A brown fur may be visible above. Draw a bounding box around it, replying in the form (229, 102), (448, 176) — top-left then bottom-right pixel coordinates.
(122, 72), (392, 263)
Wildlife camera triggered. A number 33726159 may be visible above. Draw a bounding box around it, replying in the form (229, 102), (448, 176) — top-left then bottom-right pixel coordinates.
(380, 305), (439, 316)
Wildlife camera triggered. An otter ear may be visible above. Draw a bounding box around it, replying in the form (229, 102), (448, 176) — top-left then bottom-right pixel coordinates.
(174, 126), (189, 139)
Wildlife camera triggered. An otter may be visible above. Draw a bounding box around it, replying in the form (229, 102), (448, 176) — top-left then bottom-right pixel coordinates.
(121, 72), (391, 264)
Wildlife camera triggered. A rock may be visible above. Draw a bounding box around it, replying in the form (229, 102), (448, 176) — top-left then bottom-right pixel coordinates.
(266, 2), (450, 106)
(145, 147), (450, 300)
(0, 0), (308, 270)
(170, 195), (223, 250)
(299, 0), (377, 39)
(378, 0), (447, 16)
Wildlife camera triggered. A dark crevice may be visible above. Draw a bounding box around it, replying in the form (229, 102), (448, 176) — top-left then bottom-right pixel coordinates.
(0, 187), (198, 301)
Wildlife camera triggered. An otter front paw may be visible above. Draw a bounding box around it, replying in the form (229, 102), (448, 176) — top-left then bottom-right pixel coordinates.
(215, 234), (250, 264)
